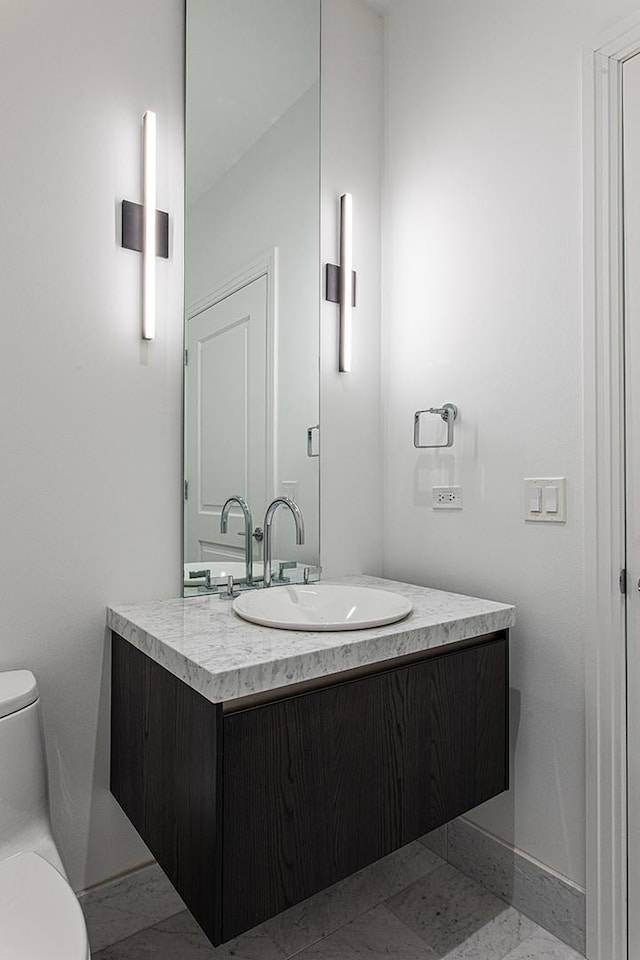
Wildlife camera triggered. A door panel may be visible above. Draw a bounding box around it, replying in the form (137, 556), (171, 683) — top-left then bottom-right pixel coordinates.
(185, 274), (270, 563)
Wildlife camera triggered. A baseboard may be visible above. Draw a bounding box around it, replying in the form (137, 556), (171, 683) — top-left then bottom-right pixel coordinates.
(77, 861), (185, 953)
(442, 818), (586, 956)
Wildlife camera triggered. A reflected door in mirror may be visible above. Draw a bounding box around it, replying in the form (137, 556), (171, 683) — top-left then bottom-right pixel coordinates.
(185, 275), (271, 564)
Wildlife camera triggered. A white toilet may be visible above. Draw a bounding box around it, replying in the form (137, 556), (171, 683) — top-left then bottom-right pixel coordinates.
(0, 670), (90, 959)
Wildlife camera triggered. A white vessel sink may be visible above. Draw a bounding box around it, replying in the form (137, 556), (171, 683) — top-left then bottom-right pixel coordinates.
(232, 584), (413, 631)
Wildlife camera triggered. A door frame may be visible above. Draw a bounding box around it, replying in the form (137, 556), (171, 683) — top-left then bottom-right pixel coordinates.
(584, 15), (640, 959)
(184, 248), (279, 534)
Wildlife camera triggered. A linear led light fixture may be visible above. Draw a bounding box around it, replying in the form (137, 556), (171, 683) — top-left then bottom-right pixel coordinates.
(121, 111), (169, 341)
(142, 110), (156, 340)
(339, 193), (353, 372)
(325, 192), (356, 373)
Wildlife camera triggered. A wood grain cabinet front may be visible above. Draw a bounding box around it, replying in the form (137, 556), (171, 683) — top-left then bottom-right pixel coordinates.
(111, 631), (508, 946)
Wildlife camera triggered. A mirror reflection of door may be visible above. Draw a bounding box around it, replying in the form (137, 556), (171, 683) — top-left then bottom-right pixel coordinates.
(184, 274), (271, 565)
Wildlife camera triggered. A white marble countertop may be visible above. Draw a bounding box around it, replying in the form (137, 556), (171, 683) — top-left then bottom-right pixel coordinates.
(107, 575), (515, 704)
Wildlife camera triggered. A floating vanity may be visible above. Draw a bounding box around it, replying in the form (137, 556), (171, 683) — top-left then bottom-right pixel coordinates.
(108, 575), (515, 946)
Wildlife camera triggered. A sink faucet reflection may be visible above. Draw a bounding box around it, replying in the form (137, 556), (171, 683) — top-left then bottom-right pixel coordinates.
(263, 497), (305, 588)
(220, 495), (254, 584)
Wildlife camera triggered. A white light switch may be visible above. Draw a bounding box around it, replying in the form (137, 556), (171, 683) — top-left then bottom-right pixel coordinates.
(529, 486), (542, 513)
(544, 485), (558, 513)
(524, 478), (567, 523)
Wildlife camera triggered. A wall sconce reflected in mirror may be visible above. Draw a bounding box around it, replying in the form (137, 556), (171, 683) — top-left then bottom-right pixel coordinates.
(121, 110), (170, 341)
(326, 192), (356, 373)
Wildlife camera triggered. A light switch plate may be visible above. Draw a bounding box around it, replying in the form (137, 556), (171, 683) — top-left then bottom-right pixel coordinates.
(524, 478), (567, 523)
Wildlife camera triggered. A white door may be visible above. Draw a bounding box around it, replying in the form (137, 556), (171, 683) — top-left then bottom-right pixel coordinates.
(184, 274), (271, 564)
(624, 50), (640, 960)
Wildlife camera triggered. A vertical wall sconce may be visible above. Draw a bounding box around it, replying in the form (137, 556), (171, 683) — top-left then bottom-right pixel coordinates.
(142, 110), (156, 340)
(326, 192), (356, 373)
(121, 110), (169, 341)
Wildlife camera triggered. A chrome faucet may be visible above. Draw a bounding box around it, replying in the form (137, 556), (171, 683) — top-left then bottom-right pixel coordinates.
(220, 495), (253, 583)
(262, 497), (305, 588)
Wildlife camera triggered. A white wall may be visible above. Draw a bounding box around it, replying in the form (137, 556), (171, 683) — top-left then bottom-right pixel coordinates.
(4, 0), (623, 904)
(0, 0), (184, 891)
(186, 86), (320, 564)
(0, 0), (381, 898)
(382, 0), (639, 888)
(320, 0), (384, 578)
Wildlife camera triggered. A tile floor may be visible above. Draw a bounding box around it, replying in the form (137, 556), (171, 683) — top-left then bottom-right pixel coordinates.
(94, 859), (583, 960)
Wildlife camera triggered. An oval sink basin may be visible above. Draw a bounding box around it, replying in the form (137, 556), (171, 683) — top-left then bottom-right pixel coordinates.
(232, 584), (413, 631)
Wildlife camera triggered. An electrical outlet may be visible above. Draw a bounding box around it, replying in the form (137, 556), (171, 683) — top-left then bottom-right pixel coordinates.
(432, 486), (463, 509)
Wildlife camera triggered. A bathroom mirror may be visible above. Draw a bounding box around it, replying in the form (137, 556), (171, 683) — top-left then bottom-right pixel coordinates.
(183, 0), (321, 594)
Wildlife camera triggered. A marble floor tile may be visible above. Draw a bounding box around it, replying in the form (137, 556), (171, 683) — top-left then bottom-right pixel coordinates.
(501, 926), (585, 960)
(79, 862), (185, 953)
(418, 825), (448, 860)
(294, 904), (438, 960)
(386, 863), (537, 960)
(93, 910), (251, 960)
(94, 862), (581, 960)
(207, 841), (444, 960)
(94, 842), (443, 960)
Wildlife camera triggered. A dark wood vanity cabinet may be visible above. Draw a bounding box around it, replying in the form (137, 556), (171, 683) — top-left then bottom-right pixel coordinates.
(111, 630), (508, 945)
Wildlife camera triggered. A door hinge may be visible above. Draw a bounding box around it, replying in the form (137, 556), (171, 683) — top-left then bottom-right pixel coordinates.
(184, 480), (188, 501)
(620, 568), (627, 594)
(184, 348), (189, 366)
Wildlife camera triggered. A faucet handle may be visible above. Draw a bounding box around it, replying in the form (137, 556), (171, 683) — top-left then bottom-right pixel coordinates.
(214, 575), (240, 599)
(237, 527), (264, 543)
(303, 565), (322, 585)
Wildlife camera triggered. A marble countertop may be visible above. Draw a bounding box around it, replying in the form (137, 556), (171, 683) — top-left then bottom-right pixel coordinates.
(107, 575), (515, 704)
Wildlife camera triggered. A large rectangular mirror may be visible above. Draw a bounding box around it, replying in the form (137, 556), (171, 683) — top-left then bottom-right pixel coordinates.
(184, 0), (321, 594)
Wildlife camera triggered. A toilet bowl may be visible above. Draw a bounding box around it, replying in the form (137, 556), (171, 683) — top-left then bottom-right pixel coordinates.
(0, 670), (90, 959)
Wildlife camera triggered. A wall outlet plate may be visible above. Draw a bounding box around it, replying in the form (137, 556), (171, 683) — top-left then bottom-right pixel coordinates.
(432, 486), (462, 509)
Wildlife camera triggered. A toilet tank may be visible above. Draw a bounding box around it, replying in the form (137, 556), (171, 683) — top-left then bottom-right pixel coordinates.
(0, 671), (65, 873)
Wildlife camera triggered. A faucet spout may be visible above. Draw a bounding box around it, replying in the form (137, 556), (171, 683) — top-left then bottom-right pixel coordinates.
(220, 495), (253, 583)
(262, 497), (305, 588)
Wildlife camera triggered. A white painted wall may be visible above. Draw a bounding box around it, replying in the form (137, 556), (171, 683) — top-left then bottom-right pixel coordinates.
(4, 0), (623, 906)
(320, 0), (384, 578)
(0, 0), (380, 899)
(382, 0), (639, 888)
(186, 85), (320, 564)
(0, 0), (184, 891)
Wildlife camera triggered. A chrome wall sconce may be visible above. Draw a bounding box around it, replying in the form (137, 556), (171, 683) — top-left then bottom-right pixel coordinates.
(326, 193), (356, 373)
(121, 111), (169, 340)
